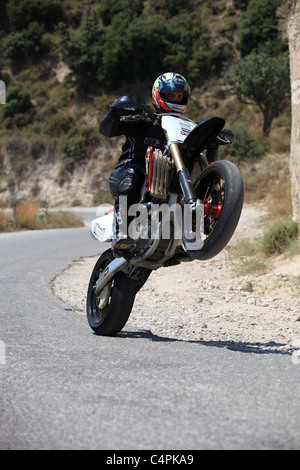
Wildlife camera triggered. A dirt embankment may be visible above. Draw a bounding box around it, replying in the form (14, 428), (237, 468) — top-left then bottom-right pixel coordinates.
(53, 204), (300, 354)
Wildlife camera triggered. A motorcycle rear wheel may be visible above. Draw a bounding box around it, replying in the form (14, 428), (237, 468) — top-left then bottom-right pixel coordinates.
(187, 160), (244, 260)
(86, 249), (137, 336)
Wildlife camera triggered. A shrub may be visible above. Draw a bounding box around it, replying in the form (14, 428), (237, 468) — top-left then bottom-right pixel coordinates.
(2, 85), (33, 119)
(6, 22), (48, 61)
(7, 0), (64, 31)
(42, 113), (74, 137)
(64, 135), (86, 161)
(36, 211), (84, 229)
(92, 190), (114, 206)
(219, 126), (270, 162)
(14, 201), (40, 229)
(10, 203), (84, 230)
(237, 0), (285, 57)
(0, 211), (11, 232)
(262, 219), (299, 255)
(59, 126), (101, 171)
(233, 0), (249, 10)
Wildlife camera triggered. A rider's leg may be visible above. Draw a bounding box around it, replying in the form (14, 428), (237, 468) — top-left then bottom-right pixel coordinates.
(109, 163), (145, 250)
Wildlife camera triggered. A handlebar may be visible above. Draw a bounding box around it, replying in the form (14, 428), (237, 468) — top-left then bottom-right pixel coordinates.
(109, 95), (159, 122)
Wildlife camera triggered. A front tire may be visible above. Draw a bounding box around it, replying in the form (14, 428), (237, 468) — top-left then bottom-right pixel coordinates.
(86, 249), (137, 336)
(187, 160), (244, 260)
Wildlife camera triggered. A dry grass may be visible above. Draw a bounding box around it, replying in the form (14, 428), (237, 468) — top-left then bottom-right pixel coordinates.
(0, 211), (11, 232)
(234, 257), (268, 277)
(227, 213), (300, 277)
(14, 201), (40, 229)
(36, 210), (84, 229)
(240, 152), (293, 218)
(261, 218), (299, 255)
(0, 202), (84, 232)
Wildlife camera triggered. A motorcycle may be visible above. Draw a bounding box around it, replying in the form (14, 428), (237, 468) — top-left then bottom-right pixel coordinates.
(86, 98), (244, 336)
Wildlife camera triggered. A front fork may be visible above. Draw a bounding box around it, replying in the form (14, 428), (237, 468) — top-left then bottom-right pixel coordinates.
(169, 142), (197, 205)
(169, 143), (204, 247)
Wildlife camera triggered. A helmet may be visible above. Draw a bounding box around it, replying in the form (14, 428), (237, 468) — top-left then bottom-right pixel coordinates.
(152, 72), (191, 114)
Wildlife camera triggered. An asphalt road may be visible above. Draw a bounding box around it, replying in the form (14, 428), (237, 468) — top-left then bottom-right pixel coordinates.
(0, 226), (300, 450)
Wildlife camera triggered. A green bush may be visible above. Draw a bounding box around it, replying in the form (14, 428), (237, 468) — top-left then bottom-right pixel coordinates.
(237, 0), (286, 56)
(6, 22), (49, 61)
(233, 0), (250, 10)
(60, 2), (234, 92)
(7, 0), (64, 31)
(219, 126), (270, 162)
(97, 0), (143, 26)
(42, 113), (74, 137)
(262, 219), (299, 255)
(64, 135), (86, 161)
(2, 85), (33, 118)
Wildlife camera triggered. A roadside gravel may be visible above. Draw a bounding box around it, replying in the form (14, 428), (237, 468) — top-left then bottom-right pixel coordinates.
(52, 204), (300, 354)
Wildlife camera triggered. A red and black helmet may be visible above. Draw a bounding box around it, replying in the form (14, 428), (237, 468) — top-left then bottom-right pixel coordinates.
(152, 72), (191, 114)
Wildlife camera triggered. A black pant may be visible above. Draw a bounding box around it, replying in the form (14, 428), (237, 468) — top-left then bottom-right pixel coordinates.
(109, 163), (145, 210)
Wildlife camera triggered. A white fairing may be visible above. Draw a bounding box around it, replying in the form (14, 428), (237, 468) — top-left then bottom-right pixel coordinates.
(90, 211), (114, 242)
(161, 115), (196, 145)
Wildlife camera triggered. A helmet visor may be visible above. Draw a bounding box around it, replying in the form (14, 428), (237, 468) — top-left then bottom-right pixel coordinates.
(159, 74), (190, 105)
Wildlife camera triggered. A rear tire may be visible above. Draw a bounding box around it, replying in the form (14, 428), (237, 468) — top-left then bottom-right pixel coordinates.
(86, 249), (137, 336)
(187, 160), (244, 260)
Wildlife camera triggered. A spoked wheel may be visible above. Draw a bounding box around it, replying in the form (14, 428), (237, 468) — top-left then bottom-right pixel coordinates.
(86, 249), (137, 336)
(186, 160), (244, 260)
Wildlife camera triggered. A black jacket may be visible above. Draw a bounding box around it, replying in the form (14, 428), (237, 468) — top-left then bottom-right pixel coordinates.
(99, 105), (166, 169)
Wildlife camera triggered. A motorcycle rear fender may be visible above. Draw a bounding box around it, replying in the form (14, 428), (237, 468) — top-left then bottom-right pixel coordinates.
(90, 210), (114, 242)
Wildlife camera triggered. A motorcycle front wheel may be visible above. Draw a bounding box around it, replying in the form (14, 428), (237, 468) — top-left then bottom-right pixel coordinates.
(86, 249), (137, 336)
(186, 160), (244, 260)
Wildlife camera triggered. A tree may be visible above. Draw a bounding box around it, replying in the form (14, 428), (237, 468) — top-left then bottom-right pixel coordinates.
(2, 85), (33, 118)
(7, 0), (63, 31)
(286, 0), (300, 222)
(226, 50), (290, 136)
(59, 13), (105, 91)
(237, 0), (285, 56)
(6, 22), (48, 61)
(60, 3), (231, 93)
(233, 0), (250, 10)
(97, 0), (143, 26)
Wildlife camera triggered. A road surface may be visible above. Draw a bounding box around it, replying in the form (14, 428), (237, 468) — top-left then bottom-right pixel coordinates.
(0, 226), (300, 450)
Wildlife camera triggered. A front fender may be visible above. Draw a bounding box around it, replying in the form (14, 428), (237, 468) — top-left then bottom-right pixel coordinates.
(181, 117), (225, 172)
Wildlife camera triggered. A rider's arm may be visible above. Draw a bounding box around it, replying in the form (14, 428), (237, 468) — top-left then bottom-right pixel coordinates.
(99, 96), (152, 138)
(99, 107), (123, 138)
(99, 96), (136, 138)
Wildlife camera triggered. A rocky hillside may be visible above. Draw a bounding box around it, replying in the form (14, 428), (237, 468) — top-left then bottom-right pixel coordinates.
(0, 0), (291, 208)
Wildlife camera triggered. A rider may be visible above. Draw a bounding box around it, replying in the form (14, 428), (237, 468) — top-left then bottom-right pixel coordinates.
(99, 72), (191, 250)
(99, 71), (221, 250)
